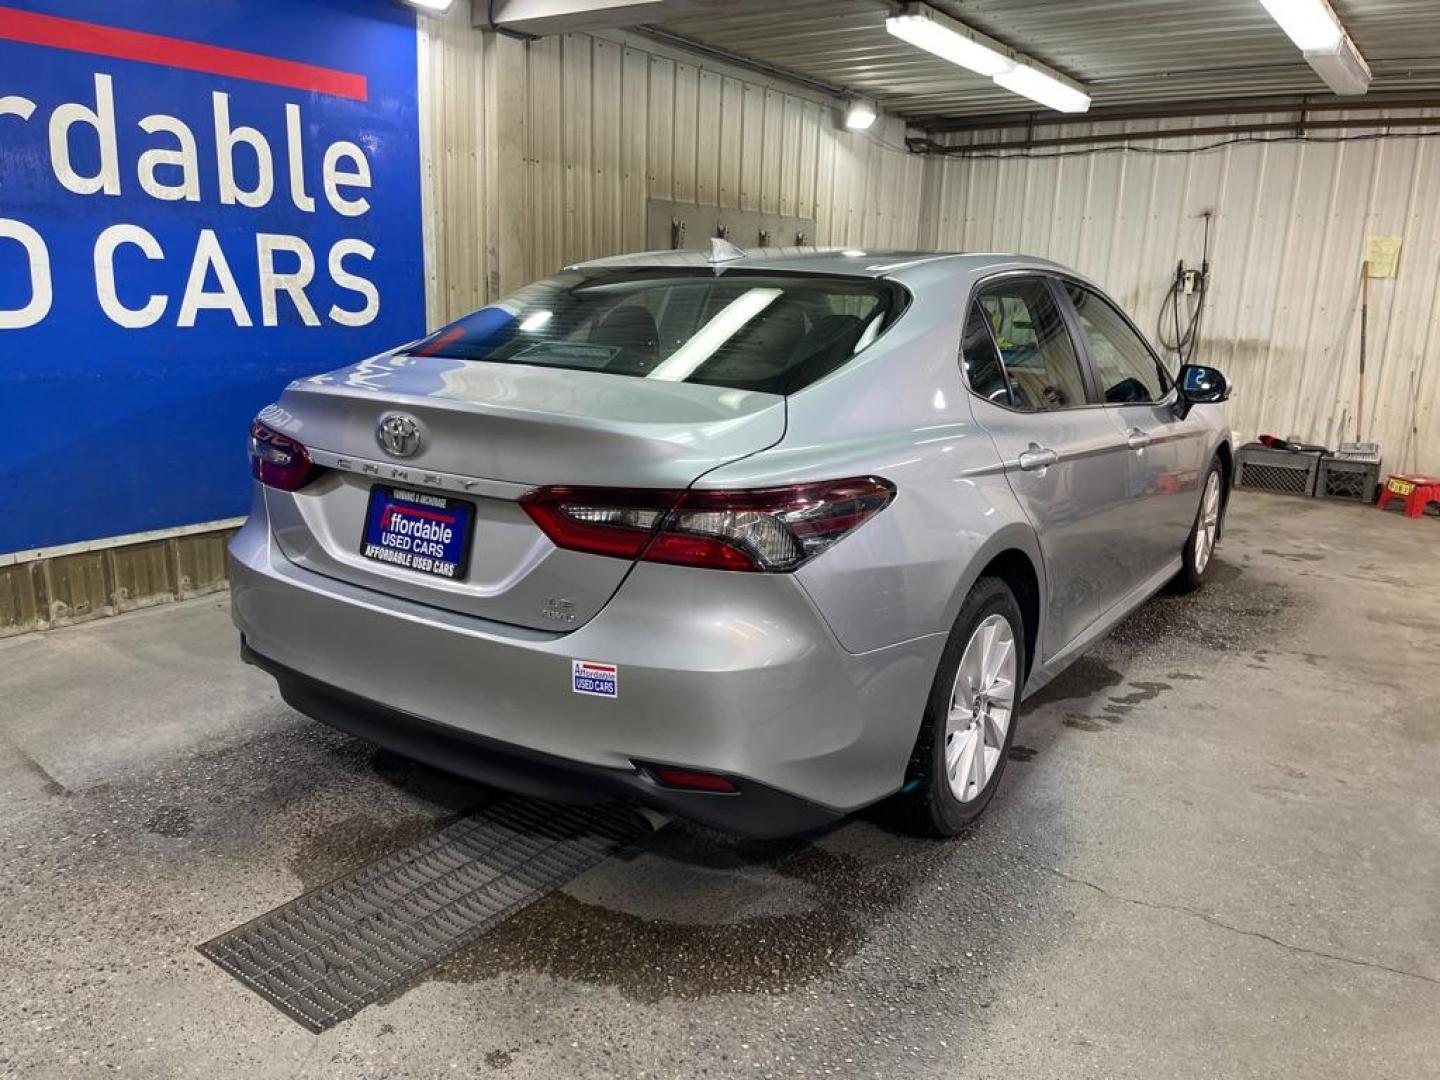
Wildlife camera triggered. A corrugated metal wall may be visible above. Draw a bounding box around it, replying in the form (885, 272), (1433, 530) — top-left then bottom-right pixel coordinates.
(417, 10), (928, 325)
(417, 11), (506, 326)
(928, 115), (1440, 473)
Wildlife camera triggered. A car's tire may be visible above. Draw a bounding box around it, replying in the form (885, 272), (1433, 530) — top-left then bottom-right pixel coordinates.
(901, 576), (1026, 838)
(1172, 456), (1226, 594)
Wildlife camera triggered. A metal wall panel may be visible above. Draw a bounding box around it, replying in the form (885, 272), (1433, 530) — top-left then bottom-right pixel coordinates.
(930, 116), (1440, 473)
(418, 7), (498, 326)
(416, 12), (927, 322)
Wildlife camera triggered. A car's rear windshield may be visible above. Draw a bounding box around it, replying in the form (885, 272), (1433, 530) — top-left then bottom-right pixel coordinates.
(406, 269), (908, 395)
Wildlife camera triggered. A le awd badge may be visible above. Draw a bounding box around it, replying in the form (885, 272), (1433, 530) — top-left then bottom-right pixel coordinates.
(572, 660), (618, 699)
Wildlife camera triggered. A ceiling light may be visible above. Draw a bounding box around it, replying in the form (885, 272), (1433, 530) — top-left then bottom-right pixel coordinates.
(844, 98), (878, 130)
(1305, 34), (1372, 94)
(994, 64), (1092, 114)
(401, 0), (456, 12)
(1256, 0), (1344, 53)
(885, 3), (1090, 114)
(1256, 0), (1370, 95)
(885, 7), (1015, 78)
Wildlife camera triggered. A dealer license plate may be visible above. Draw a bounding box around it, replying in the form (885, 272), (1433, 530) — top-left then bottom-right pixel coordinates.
(360, 486), (475, 581)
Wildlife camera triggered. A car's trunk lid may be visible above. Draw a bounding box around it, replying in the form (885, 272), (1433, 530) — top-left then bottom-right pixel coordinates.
(264, 354), (786, 630)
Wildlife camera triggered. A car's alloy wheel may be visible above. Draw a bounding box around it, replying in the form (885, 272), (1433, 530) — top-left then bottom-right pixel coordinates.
(902, 575), (1026, 837)
(1174, 455), (1225, 593)
(1194, 469), (1222, 574)
(944, 614), (1017, 803)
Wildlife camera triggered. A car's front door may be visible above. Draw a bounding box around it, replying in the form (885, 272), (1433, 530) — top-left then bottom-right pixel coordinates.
(1058, 282), (1210, 583)
(962, 275), (1137, 663)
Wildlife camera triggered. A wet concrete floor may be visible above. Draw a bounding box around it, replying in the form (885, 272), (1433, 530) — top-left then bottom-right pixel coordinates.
(1, 494), (1438, 1078)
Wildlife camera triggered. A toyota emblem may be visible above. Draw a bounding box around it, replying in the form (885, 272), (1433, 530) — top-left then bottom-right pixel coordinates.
(376, 413), (422, 458)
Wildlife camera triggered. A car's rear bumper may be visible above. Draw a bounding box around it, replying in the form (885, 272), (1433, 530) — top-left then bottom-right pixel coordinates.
(227, 508), (943, 836)
(241, 642), (842, 836)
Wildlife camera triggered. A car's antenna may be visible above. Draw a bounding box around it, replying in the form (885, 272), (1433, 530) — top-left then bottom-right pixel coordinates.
(707, 237), (746, 264)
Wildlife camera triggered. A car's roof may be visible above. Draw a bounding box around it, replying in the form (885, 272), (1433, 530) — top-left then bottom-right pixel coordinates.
(568, 247), (1076, 285)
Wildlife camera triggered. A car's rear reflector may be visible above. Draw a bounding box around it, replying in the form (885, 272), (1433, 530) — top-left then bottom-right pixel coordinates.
(249, 419), (318, 491)
(519, 477), (894, 572)
(643, 765), (739, 793)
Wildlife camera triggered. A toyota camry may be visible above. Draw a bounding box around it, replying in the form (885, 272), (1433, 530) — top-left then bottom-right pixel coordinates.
(229, 246), (1232, 837)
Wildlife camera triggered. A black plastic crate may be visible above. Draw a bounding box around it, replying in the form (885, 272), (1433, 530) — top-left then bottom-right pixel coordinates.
(1235, 444), (1320, 496)
(1317, 456), (1381, 502)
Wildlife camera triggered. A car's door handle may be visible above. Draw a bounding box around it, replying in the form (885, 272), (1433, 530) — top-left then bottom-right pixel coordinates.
(1126, 427), (1152, 450)
(1017, 445), (1059, 471)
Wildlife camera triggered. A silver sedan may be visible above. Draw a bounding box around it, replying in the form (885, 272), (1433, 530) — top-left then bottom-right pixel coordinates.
(229, 247), (1232, 837)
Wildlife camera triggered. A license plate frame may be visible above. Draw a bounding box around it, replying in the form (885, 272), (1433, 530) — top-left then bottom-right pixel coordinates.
(359, 485), (476, 581)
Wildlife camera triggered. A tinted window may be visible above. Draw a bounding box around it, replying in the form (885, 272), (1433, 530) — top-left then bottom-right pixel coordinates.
(961, 301), (1010, 404)
(1064, 284), (1168, 404)
(975, 279), (1089, 410)
(407, 270), (904, 395)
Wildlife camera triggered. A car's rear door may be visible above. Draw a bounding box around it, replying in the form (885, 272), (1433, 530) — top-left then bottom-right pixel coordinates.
(962, 274), (1136, 661)
(1057, 281), (1210, 583)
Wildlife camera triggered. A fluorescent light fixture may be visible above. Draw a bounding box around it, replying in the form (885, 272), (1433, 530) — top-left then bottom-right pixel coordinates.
(886, 3), (1090, 113)
(519, 310), (553, 332)
(1305, 34), (1372, 94)
(402, 0), (456, 12)
(844, 98), (878, 130)
(1257, 0), (1343, 52)
(885, 7), (1015, 78)
(994, 63), (1092, 113)
(1257, 0), (1369, 95)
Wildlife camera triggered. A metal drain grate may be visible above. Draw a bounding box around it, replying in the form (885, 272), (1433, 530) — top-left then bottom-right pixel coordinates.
(199, 798), (651, 1032)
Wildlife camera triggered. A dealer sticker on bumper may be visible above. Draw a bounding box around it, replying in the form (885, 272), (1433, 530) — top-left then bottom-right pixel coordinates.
(572, 660), (618, 698)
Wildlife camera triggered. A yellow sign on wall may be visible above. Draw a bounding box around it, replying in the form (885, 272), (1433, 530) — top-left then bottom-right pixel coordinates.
(1365, 235), (1403, 278)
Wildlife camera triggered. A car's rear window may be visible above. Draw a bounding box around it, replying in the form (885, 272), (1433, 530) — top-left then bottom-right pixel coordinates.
(407, 269), (907, 395)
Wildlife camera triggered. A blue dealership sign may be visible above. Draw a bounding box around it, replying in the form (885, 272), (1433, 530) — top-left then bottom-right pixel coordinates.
(0, 0), (426, 553)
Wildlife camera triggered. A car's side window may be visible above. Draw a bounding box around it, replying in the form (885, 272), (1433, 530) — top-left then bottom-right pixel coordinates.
(960, 300), (1010, 405)
(1063, 284), (1170, 404)
(974, 279), (1089, 411)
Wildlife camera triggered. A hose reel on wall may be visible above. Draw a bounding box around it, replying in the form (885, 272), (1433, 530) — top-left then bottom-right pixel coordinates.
(1157, 209), (1212, 370)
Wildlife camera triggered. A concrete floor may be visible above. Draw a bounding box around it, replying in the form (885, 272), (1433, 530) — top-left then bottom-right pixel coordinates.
(2, 493), (1438, 1079)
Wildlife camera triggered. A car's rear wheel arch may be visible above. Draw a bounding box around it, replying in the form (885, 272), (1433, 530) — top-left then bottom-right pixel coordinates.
(1214, 439), (1233, 536)
(974, 549), (1039, 682)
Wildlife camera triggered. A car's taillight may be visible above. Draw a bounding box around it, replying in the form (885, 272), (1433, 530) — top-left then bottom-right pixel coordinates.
(519, 477), (894, 572)
(653, 479), (897, 571)
(517, 487), (681, 558)
(248, 419), (318, 491)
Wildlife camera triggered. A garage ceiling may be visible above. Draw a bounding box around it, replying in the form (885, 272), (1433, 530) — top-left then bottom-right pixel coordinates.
(646, 0), (1440, 125)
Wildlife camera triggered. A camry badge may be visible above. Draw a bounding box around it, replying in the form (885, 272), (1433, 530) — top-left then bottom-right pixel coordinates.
(376, 413), (422, 458)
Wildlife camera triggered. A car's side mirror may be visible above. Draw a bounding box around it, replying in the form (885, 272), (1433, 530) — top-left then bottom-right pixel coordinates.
(1175, 364), (1229, 419)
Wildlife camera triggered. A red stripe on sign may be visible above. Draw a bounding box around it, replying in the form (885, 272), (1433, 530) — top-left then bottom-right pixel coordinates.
(0, 6), (368, 101)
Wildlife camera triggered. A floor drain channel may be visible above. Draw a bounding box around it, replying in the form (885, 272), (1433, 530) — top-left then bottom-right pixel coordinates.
(199, 798), (651, 1032)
